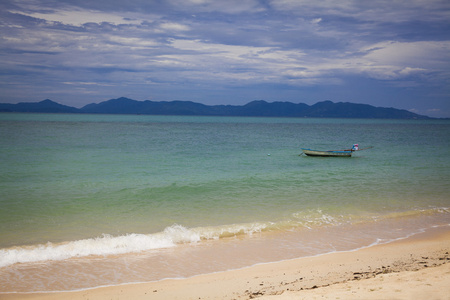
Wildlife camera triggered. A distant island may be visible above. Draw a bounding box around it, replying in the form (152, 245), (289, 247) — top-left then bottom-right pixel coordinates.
(0, 97), (432, 119)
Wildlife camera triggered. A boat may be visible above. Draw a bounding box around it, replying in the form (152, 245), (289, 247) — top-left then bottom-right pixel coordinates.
(301, 148), (353, 157)
(301, 145), (372, 157)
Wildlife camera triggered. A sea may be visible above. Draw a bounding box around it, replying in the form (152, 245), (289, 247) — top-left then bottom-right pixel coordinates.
(0, 113), (449, 293)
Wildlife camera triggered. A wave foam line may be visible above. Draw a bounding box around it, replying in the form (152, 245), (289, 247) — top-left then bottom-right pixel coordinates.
(0, 223), (271, 268)
(1, 207), (447, 268)
(0, 225), (190, 268)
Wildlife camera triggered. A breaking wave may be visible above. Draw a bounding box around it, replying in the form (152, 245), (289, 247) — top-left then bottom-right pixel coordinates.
(1, 207), (447, 268)
(0, 223), (271, 268)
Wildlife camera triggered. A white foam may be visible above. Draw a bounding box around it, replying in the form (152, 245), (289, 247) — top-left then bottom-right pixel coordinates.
(0, 223), (274, 268)
(0, 224), (207, 268)
(2, 207), (447, 268)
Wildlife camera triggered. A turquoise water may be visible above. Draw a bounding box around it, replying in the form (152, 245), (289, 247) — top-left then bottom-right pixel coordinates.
(0, 113), (449, 292)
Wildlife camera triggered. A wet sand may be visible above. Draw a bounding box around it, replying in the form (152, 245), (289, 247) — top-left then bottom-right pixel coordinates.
(2, 226), (449, 300)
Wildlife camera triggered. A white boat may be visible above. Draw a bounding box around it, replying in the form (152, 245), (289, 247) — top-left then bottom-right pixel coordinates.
(301, 145), (372, 157)
(301, 148), (353, 157)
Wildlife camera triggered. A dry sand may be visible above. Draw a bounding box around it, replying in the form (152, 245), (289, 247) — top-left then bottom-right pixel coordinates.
(2, 226), (449, 300)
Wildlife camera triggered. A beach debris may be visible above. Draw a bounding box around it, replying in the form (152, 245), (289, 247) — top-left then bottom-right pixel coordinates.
(248, 291), (264, 298)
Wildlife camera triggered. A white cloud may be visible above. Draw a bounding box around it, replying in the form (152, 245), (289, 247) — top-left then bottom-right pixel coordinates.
(108, 36), (159, 48)
(131, 36), (450, 88)
(269, 0), (356, 16)
(269, 0), (450, 23)
(159, 22), (190, 32)
(9, 8), (144, 26)
(167, 0), (265, 14)
(63, 81), (114, 86)
(362, 41), (450, 68)
(151, 39), (327, 85)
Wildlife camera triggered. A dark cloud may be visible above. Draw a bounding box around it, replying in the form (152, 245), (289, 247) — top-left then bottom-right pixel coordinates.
(0, 0), (449, 117)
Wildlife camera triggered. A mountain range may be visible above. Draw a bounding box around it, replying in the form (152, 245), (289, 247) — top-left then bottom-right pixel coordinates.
(0, 97), (432, 119)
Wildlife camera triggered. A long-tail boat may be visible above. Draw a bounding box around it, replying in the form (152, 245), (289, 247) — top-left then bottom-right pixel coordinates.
(301, 145), (372, 157)
(301, 148), (353, 157)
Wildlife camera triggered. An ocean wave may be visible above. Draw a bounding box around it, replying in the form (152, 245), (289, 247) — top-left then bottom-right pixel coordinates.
(0, 223), (271, 268)
(0, 232), (171, 268)
(1, 207), (448, 268)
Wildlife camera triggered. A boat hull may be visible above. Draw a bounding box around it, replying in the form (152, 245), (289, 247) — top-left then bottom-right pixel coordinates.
(301, 148), (352, 157)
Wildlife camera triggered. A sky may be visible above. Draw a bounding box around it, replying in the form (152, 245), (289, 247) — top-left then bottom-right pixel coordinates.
(1, 0), (450, 117)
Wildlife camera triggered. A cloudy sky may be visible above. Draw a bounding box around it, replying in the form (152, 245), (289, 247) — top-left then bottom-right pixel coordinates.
(1, 0), (449, 117)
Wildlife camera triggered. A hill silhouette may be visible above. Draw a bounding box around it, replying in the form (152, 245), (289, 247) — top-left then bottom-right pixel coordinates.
(0, 98), (431, 119)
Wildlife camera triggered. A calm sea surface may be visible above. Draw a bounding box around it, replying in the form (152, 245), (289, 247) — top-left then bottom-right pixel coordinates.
(0, 113), (449, 292)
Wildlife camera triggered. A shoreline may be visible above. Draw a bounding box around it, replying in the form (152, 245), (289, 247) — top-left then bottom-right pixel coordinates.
(2, 225), (449, 300)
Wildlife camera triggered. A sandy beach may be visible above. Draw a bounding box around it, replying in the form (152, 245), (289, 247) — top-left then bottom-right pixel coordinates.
(2, 225), (449, 300)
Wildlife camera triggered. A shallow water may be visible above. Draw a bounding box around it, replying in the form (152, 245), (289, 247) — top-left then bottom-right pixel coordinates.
(0, 114), (449, 292)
